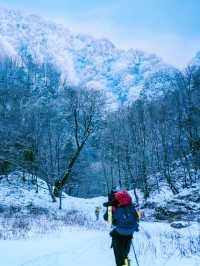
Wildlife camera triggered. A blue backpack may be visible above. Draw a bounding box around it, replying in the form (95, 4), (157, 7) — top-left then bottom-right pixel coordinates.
(112, 205), (139, 235)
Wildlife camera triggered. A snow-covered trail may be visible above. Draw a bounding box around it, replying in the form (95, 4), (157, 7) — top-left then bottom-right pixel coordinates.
(0, 223), (199, 266)
(0, 227), (113, 266)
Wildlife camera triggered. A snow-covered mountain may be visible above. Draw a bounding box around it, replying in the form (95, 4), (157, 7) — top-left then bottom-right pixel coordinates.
(0, 6), (177, 102)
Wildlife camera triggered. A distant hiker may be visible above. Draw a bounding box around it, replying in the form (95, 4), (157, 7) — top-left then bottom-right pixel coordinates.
(95, 206), (101, 221)
(103, 186), (140, 266)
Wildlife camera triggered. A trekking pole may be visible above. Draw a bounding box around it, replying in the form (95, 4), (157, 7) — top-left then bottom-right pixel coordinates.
(131, 241), (140, 266)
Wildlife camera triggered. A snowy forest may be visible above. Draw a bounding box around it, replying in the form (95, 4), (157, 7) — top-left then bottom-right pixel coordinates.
(1, 4), (200, 266)
(1, 55), (200, 199)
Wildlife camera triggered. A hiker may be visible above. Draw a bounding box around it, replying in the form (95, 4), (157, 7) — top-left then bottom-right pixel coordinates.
(103, 186), (140, 266)
(95, 206), (101, 221)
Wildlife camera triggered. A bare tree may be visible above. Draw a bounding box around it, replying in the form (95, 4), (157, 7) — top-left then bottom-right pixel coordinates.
(53, 87), (105, 200)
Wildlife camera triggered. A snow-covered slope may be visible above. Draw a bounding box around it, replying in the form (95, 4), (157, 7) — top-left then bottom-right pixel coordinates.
(0, 171), (106, 221)
(0, 6), (177, 102)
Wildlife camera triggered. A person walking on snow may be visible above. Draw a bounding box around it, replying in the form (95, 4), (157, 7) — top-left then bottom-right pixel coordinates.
(95, 206), (101, 221)
(103, 186), (140, 266)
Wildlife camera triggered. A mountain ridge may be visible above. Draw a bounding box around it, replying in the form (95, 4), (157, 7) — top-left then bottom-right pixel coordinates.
(0, 5), (178, 102)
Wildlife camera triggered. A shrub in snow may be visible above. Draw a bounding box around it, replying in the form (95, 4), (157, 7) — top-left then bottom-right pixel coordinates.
(0, 216), (30, 239)
(61, 210), (91, 227)
(12, 217), (31, 233)
(26, 203), (50, 216)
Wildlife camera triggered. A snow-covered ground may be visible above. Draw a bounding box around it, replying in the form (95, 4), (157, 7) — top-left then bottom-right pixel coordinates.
(0, 172), (200, 266)
(1, 223), (200, 266)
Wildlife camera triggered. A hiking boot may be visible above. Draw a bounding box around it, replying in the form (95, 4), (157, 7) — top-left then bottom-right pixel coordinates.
(123, 258), (131, 266)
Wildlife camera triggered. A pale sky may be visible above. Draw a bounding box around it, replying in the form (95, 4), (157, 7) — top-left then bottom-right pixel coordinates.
(1, 0), (200, 67)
